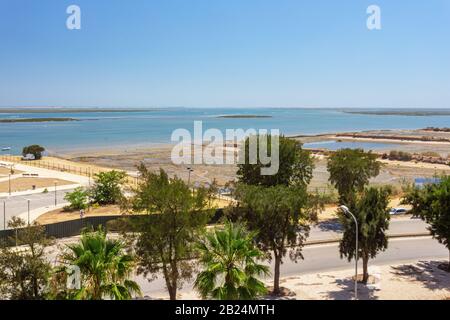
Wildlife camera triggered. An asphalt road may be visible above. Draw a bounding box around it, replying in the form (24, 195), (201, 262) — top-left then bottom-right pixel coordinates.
(309, 217), (429, 241)
(0, 189), (73, 228)
(136, 236), (448, 298)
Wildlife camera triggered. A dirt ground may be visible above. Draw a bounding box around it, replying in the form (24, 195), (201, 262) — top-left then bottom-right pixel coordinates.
(0, 177), (75, 193)
(35, 205), (123, 224)
(0, 167), (22, 176)
(36, 196), (231, 224)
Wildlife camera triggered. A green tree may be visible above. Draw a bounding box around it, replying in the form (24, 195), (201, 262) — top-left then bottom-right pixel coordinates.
(90, 170), (127, 205)
(22, 145), (45, 160)
(339, 186), (391, 284)
(402, 176), (450, 270)
(327, 148), (381, 206)
(194, 222), (269, 300)
(237, 135), (314, 187)
(0, 220), (52, 300)
(231, 184), (320, 295)
(58, 227), (140, 300)
(64, 187), (90, 211)
(128, 165), (212, 300)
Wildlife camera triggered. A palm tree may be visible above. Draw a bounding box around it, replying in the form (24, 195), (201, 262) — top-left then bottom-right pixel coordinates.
(59, 227), (141, 300)
(194, 222), (269, 300)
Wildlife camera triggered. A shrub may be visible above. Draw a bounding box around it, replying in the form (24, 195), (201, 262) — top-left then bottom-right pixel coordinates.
(64, 187), (89, 211)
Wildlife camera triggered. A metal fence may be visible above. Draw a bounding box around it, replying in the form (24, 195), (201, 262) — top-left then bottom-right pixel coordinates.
(0, 208), (224, 246)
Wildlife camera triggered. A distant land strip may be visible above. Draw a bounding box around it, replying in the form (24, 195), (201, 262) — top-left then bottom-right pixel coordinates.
(217, 115), (272, 119)
(0, 117), (79, 123)
(344, 110), (450, 116)
(0, 107), (162, 114)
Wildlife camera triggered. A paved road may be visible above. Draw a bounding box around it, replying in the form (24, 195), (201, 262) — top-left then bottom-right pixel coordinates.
(136, 236), (448, 297)
(309, 217), (429, 241)
(0, 189), (73, 228)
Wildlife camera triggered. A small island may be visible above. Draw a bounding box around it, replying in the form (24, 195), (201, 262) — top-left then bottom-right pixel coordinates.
(0, 117), (79, 123)
(217, 115), (272, 119)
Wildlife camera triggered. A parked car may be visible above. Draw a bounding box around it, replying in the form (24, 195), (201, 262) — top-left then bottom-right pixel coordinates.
(390, 208), (409, 215)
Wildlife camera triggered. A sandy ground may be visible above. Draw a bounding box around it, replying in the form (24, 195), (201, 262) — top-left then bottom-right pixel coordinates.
(0, 167), (22, 176)
(0, 177), (75, 193)
(145, 259), (450, 300)
(36, 197), (231, 224)
(35, 205), (123, 224)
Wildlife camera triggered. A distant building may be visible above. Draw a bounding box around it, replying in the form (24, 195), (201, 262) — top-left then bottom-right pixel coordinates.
(414, 177), (441, 189)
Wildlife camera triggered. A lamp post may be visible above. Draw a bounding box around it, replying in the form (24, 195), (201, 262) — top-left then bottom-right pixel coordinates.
(3, 201), (5, 230)
(339, 205), (358, 300)
(8, 173), (11, 195)
(27, 199), (31, 225)
(54, 181), (57, 206)
(187, 167), (194, 187)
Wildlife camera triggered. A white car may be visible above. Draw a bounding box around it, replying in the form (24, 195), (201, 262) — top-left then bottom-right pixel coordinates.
(390, 208), (408, 215)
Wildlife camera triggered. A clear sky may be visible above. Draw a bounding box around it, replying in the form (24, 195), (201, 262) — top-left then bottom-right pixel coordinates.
(0, 0), (449, 108)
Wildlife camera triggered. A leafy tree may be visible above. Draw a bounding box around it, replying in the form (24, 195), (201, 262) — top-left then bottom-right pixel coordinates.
(22, 145), (45, 160)
(402, 176), (450, 270)
(57, 227), (140, 300)
(128, 165), (212, 300)
(90, 170), (127, 205)
(194, 222), (269, 300)
(339, 186), (391, 284)
(327, 148), (381, 206)
(0, 220), (53, 300)
(231, 184), (320, 295)
(64, 187), (90, 211)
(237, 135), (314, 187)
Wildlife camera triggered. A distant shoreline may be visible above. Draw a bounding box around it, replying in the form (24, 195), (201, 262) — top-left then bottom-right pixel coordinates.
(217, 115), (272, 119)
(0, 108), (162, 114)
(0, 117), (79, 123)
(344, 110), (450, 116)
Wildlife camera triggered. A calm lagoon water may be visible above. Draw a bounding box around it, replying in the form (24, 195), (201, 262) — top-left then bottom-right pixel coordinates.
(303, 140), (402, 151)
(1, 108), (450, 154)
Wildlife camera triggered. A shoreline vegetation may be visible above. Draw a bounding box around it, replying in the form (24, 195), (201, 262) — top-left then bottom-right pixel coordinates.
(216, 115), (272, 118)
(0, 107), (162, 113)
(0, 117), (79, 123)
(343, 110), (450, 116)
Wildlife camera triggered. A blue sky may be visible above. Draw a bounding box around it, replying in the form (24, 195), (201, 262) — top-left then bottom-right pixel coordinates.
(0, 0), (449, 108)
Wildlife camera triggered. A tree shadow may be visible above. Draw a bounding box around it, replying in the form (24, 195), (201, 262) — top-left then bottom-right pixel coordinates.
(390, 260), (450, 291)
(316, 219), (343, 232)
(325, 277), (380, 300)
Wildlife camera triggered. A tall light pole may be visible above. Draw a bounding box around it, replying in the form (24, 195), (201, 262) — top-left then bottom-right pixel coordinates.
(54, 181), (57, 206)
(339, 205), (358, 300)
(3, 201), (6, 230)
(187, 167), (194, 188)
(8, 173), (11, 195)
(27, 199), (31, 225)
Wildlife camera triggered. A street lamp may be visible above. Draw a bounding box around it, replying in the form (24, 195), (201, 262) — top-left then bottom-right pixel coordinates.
(339, 205), (359, 301)
(3, 201), (6, 230)
(8, 173), (11, 195)
(187, 167), (194, 187)
(26, 199), (31, 225)
(54, 181), (57, 206)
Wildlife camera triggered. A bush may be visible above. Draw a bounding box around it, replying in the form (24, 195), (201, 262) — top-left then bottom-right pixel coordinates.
(90, 171), (127, 205)
(64, 187), (89, 211)
(388, 150), (412, 161)
(22, 145), (45, 160)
